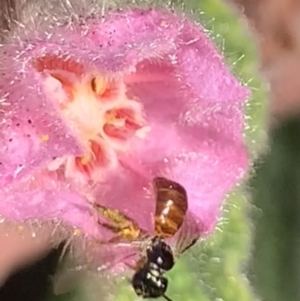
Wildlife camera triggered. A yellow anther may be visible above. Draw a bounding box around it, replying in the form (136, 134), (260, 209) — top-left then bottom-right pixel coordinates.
(41, 134), (49, 142)
(91, 76), (107, 95)
(80, 155), (90, 165)
(17, 225), (24, 232)
(105, 111), (117, 123)
(122, 228), (131, 236)
(73, 228), (81, 236)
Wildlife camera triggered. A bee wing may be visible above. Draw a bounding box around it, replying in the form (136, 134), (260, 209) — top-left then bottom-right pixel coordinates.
(173, 211), (202, 258)
(53, 264), (87, 295)
(52, 240), (142, 295)
(52, 242), (89, 296)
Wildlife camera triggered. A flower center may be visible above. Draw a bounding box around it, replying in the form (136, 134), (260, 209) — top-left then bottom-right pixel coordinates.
(36, 55), (150, 183)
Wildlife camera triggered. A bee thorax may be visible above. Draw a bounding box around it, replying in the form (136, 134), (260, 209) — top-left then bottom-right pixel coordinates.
(146, 237), (174, 271)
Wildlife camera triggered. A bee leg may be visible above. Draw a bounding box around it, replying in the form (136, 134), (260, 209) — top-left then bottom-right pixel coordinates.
(107, 235), (130, 243)
(96, 221), (126, 244)
(124, 256), (146, 271)
(124, 262), (137, 270)
(95, 235), (124, 244)
(93, 203), (136, 227)
(98, 221), (140, 243)
(98, 221), (122, 233)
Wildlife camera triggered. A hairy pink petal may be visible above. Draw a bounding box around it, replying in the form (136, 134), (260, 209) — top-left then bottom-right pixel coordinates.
(0, 7), (249, 265)
(0, 73), (84, 187)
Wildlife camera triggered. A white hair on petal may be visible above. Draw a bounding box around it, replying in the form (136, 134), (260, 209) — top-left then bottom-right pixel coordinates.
(0, 0), (178, 40)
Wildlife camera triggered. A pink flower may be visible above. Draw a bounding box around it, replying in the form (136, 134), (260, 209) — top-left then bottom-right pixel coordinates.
(0, 7), (248, 265)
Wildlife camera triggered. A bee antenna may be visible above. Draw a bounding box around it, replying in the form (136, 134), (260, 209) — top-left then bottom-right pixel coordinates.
(163, 295), (173, 301)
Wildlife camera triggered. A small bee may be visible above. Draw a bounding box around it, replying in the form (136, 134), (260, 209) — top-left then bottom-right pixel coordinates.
(93, 177), (200, 301)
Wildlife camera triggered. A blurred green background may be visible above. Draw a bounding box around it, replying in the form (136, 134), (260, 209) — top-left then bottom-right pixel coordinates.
(1, 0), (298, 301)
